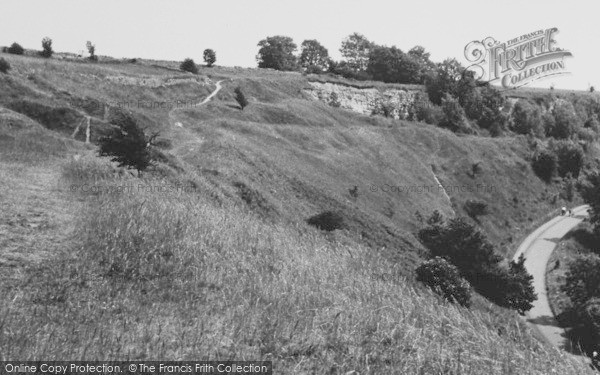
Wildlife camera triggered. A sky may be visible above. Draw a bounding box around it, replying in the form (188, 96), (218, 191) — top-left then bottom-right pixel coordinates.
(1, 0), (597, 90)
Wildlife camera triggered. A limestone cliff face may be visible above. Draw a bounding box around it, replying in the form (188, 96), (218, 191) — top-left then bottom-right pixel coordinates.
(303, 81), (421, 119)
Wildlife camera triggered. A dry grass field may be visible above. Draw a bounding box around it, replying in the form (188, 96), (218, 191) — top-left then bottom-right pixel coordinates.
(0, 51), (595, 373)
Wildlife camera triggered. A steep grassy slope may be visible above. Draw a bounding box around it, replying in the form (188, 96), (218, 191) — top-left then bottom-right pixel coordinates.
(0, 52), (593, 373)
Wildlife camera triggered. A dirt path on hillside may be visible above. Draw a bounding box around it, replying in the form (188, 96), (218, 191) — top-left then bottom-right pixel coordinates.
(169, 80), (224, 128)
(513, 205), (589, 356)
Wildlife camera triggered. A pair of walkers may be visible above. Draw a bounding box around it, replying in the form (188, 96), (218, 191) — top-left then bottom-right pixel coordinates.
(561, 207), (573, 217)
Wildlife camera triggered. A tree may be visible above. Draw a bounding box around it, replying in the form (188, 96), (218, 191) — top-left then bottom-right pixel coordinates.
(366, 45), (423, 84)
(511, 99), (544, 137)
(339, 33), (374, 72)
(474, 85), (507, 131)
(98, 112), (159, 172)
(86, 41), (97, 61)
(416, 257), (472, 307)
(418, 215), (502, 279)
(256, 36), (298, 71)
(505, 254), (537, 314)
(203, 49), (216, 67)
(40, 37), (53, 58)
(547, 101), (581, 139)
(563, 254), (600, 308)
(531, 149), (557, 182)
(418, 212), (536, 313)
(552, 140), (584, 178)
(440, 94), (472, 134)
(408, 46), (436, 82)
(0, 58), (10, 74)
(299, 39), (329, 72)
(7, 42), (24, 55)
(425, 58), (464, 105)
(234, 87), (248, 110)
(579, 172), (600, 237)
(180, 58), (198, 74)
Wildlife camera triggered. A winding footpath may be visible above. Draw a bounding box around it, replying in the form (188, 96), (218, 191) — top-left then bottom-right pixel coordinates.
(513, 205), (589, 353)
(170, 80), (224, 127)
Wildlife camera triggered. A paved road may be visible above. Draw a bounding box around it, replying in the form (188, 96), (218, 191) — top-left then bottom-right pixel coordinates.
(513, 205), (589, 352)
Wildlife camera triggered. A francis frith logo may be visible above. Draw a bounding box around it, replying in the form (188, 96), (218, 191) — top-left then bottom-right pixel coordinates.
(464, 27), (572, 88)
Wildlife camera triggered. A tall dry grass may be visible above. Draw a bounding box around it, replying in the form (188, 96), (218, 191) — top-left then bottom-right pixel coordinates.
(0, 156), (591, 374)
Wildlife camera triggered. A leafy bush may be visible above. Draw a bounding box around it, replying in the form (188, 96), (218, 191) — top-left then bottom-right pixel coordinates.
(425, 58), (463, 105)
(234, 87), (249, 110)
(468, 85), (507, 132)
(418, 212), (536, 313)
(440, 94), (472, 134)
(306, 211), (344, 231)
(464, 199), (489, 219)
(552, 140), (584, 178)
(371, 100), (397, 118)
(531, 149), (557, 182)
(579, 172), (600, 238)
(563, 253), (600, 308)
(511, 100), (544, 137)
(203, 49), (216, 67)
(328, 92), (341, 108)
(477, 255), (537, 314)
(98, 112), (158, 172)
(40, 37), (53, 58)
(7, 42), (24, 55)
(180, 58), (198, 74)
(412, 93), (443, 124)
(585, 115), (600, 133)
(418, 215), (501, 277)
(86, 41), (97, 61)
(547, 101), (581, 139)
(0, 58), (10, 74)
(416, 257), (472, 307)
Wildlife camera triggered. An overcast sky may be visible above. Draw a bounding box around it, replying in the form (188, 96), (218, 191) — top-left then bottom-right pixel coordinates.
(1, 0), (597, 90)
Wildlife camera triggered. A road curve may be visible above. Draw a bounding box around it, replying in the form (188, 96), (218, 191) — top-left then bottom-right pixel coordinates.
(513, 204), (589, 352)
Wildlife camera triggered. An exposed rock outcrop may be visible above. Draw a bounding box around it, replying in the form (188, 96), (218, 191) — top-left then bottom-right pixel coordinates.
(303, 81), (421, 119)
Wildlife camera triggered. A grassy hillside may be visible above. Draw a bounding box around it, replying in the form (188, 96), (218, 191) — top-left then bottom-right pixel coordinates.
(0, 52), (594, 373)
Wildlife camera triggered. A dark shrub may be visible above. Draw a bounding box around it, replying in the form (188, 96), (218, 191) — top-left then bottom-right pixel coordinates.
(476, 255), (536, 314)
(7, 42), (24, 55)
(306, 211), (344, 231)
(440, 94), (472, 134)
(511, 99), (544, 137)
(371, 100), (397, 118)
(418, 212), (536, 313)
(234, 87), (249, 110)
(328, 92), (341, 108)
(180, 58), (198, 74)
(547, 101), (581, 139)
(418, 215), (501, 278)
(86, 41), (97, 61)
(412, 93), (443, 124)
(531, 149), (557, 182)
(416, 257), (472, 307)
(552, 140), (584, 178)
(98, 112), (158, 172)
(579, 172), (600, 239)
(464, 199), (489, 219)
(0, 58), (10, 74)
(40, 37), (53, 58)
(305, 65), (323, 74)
(563, 253), (600, 308)
(203, 49), (216, 67)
